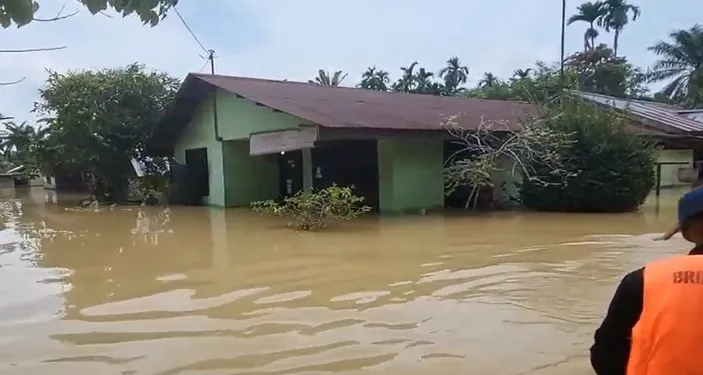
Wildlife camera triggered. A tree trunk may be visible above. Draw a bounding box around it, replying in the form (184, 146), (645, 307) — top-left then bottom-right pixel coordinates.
(590, 22), (596, 50)
(613, 28), (620, 56)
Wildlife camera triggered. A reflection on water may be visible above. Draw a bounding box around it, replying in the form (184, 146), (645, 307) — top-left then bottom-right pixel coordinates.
(0, 187), (689, 374)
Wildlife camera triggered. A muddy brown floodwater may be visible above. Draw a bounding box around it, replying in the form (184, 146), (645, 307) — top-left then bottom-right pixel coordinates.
(0, 187), (691, 375)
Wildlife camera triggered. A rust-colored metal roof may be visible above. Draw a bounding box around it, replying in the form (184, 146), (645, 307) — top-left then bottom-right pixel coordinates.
(193, 73), (534, 131)
(148, 74), (699, 154)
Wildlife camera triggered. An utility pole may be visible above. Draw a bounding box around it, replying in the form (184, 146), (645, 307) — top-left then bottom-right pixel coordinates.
(207, 49), (215, 75)
(559, 0), (566, 83)
(206, 49), (221, 140)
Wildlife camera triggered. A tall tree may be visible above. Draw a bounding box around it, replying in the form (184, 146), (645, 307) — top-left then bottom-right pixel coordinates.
(438, 56), (469, 94)
(0, 0), (178, 28)
(513, 68), (533, 80)
(0, 120), (48, 175)
(479, 72), (499, 88)
(565, 44), (646, 97)
(358, 66), (390, 91)
(34, 63), (180, 200)
(568, 2), (606, 51)
(308, 69), (348, 86)
(597, 0), (641, 56)
(647, 24), (703, 108)
(392, 62), (419, 93)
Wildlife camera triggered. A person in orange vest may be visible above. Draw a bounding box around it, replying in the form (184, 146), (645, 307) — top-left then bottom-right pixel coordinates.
(590, 187), (703, 375)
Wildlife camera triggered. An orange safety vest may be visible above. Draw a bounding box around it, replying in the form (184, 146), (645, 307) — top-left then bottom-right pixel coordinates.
(627, 254), (703, 375)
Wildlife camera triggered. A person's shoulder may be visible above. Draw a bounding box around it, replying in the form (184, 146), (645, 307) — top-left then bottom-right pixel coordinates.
(619, 267), (644, 290)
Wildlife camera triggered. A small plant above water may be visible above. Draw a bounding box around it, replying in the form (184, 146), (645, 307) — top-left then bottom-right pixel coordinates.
(251, 185), (372, 231)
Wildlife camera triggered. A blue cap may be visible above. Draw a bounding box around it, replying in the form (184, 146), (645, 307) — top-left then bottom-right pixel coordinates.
(678, 187), (703, 227)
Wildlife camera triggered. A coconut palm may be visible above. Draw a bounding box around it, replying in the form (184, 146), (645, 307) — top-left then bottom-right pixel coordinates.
(513, 68), (533, 80)
(308, 69), (348, 86)
(438, 56), (469, 93)
(568, 2), (606, 51)
(479, 72), (499, 88)
(392, 61), (419, 92)
(359, 66), (391, 91)
(597, 0), (641, 56)
(647, 25), (703, 105)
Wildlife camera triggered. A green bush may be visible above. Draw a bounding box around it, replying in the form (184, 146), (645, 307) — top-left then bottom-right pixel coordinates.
(251, 185), (371, 231)
(520, 97), (657, 212)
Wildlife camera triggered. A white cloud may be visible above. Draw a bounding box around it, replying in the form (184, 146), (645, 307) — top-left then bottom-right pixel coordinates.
(1, 0), (702, 122)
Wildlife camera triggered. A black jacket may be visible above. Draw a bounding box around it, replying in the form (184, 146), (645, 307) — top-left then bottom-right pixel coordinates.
(590, 246), (703, 375)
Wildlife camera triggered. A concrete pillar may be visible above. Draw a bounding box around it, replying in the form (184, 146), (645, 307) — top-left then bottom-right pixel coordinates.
(377, 139), (445, 213)
(302, 148), (313, 193)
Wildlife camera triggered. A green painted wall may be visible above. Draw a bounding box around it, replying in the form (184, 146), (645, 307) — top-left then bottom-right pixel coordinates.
(377, 139), (445, 213)
(174, 91), (317, 207)
(658, 149), (694, 188)
(173, 96), (225, 206)
(216, 89), (313, 140)
(222, 140), (279, 207)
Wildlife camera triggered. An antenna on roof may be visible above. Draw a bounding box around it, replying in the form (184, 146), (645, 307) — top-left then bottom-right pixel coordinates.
(207, 49), (216, 75)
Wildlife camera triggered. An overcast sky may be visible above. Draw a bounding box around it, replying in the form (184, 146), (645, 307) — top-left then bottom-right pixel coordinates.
(1, 0), (701, 122)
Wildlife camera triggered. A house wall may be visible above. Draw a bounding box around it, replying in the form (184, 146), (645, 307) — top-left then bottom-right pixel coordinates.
(173, 90), (314, 207)
(222, 140), (279, 207)
(658, 149), (694, 188)
(216, 89), (313, 140)
(173, 96), (225, 206)
(377, 139), (444, 213)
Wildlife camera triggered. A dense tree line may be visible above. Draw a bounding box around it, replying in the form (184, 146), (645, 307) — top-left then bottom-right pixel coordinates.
(310, 2), (703, 110)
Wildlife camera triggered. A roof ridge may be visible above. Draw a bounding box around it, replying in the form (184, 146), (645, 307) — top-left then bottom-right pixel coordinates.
(190, 72), (531, 105)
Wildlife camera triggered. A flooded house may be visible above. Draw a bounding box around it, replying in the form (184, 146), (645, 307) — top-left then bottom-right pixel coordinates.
(147, 73), (703, 212)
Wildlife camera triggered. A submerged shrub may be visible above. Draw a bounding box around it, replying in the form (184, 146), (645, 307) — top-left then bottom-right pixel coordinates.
(520, 97), (657, 212)
(251, 184), (371, 231)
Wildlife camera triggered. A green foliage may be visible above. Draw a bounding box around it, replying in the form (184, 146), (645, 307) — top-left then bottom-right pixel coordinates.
(251, 185), (371, 231)
(33, 63), (180, 201)
(0, 120), (48, 178)
(128, 176), (171, 204)
(520, 97), (657, 213)
(647, 24), (703, 108)
(0, 0), (177, 28)
(308, 70), (347, 86)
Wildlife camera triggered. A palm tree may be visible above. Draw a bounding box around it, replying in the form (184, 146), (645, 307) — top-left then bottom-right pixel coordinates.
(359, 66), (391, 91)
(479, 72), (499, 88)
(647, 25), (703, 105)
(308, 69), (348, 86)
(513, 68), (533, 80)
(597, 0), (641, 56)
(568, 2), (606, 51)
(438, 56), (469, 94)
(392, 61), (419, 92)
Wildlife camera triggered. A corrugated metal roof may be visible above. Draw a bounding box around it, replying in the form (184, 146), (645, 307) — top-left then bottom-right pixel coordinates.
(191, 74), (535, 132)
(149, 76), (702, 153)
(573, 91), (703, 133)
(678, 109), (703, 123)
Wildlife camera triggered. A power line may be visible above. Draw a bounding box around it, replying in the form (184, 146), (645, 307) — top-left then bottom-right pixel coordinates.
(198, 59), (209, 73)
(173, 6), (208, 54)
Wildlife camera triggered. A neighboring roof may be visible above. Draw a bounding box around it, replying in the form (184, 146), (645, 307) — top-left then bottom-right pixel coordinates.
(150, 73), (534, 151)
(573, 91), (703, 134)
(678, 109), (703, 123)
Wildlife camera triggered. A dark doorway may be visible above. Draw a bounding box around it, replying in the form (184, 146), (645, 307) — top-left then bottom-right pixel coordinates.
(278, 150), (303, 198)
(312, 140), (380, 210)
(184, 148), (209, 204)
